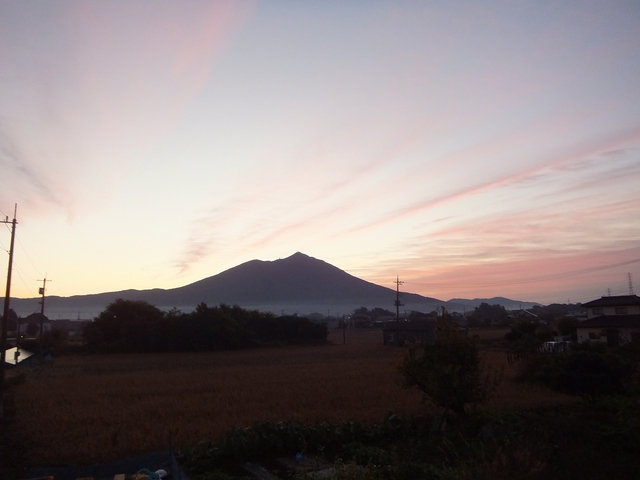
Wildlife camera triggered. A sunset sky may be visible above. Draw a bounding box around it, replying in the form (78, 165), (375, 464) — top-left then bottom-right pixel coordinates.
(1, 1), (639, 307)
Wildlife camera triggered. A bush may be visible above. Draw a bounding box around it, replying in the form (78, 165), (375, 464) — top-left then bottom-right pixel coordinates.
(83, 300), (328, 353)
(520, 343), (639, 405)
(398, 322), (501, 416)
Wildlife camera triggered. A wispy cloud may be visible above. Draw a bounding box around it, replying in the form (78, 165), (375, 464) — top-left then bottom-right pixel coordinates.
(0, 126), (61, 210)
(2, 1), (639, 301)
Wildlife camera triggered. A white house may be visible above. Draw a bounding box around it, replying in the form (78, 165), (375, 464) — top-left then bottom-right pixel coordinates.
(577, 295), (640, 346)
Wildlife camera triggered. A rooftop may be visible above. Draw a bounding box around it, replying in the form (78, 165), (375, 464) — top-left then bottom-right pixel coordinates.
(581, 295), (640, 309)
(577, 314), (640, 329)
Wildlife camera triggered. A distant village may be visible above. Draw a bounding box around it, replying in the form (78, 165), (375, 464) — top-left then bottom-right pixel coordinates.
(4, 293), (640, 367)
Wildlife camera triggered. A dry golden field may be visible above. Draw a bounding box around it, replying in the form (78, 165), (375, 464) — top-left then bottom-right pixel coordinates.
(8, 329), (576, 466)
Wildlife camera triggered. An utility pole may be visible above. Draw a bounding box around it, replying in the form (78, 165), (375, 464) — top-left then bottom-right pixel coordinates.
(629, 273), (634, 295)
(394, 276), (403, 346)
(38, 277), (51, 359)
(0, 204), (17, 419)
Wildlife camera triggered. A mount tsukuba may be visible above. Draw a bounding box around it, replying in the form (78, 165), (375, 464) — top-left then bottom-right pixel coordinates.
(4, 252), (540, 319)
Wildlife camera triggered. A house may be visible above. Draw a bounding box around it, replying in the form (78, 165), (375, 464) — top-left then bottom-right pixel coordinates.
(576, 295), (640, 346)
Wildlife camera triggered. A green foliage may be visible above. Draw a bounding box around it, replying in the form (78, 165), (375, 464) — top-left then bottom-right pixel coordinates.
(504, 320), (549, 353)
(398, 324), (501, 415)
(519, 343), (639, 405)
(181, 420), (383, 470)
(83, 299), (328, 353)
(353, 306), (395, 318)
(467, 302), (509, 327)
(338, 442), (450, 480)
(84, 299), (165, 351)
(182, 407), (640, 480)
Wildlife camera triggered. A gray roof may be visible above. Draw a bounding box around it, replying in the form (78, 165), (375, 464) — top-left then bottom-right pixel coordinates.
(581, 295), (640, 308)
(577, 314), (640, 329)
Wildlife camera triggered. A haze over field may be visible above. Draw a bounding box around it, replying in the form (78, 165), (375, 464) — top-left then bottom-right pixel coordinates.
(4, 252), (543, 319)
(1, 1), (639, 305)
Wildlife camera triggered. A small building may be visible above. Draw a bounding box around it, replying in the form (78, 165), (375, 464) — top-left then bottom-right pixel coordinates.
(4, 347), (33, 368)
(3, 347), (50, 368)
(577, 295), (640, 346)
(382, 318), (468, 346)
(382, 322), (437, 346)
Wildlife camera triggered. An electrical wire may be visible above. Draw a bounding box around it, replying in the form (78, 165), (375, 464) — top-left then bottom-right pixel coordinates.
(16, 236), (44, 279)
(12, 264), (36, 295)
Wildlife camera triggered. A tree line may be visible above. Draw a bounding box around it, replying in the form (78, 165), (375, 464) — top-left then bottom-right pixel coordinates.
(83, 299), (328, 353)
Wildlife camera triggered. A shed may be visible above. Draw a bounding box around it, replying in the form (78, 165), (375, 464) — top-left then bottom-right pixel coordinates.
(4, 347), (52, 368)
(383, 326), (435, 346)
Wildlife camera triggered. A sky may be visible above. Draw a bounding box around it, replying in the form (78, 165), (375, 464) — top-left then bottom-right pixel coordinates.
(1, 0), (639, 306)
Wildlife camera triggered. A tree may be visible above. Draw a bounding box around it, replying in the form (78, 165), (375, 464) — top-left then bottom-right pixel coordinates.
(504, 319), (545, 353)
(469, 302), (509, 327)
(84, 299), (164, 351)
(398, 320), (501, 416)
(525, 343), (637, 406)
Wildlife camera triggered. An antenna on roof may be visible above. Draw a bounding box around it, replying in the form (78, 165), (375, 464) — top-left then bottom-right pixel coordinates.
(629, 273), (634, 295)
(607, 288), (611, 296)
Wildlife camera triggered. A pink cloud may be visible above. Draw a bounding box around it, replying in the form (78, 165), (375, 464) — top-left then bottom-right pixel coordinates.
(341, 125), (640, 238)
(367, 247), (640, 304)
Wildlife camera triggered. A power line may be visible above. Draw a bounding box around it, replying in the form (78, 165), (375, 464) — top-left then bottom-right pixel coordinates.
(16, 236), (44, 279)
(12, 264), (34, 293)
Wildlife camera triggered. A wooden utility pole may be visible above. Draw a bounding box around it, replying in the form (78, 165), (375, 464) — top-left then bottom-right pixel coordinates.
(38, 277), (51, 358)
(394, 276), (403, 346)
(0, 204), (17, 418)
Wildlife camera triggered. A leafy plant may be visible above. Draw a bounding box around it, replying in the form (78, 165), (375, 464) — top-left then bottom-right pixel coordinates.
(521, 343), (638, 406)
(398, 321), (502, 416)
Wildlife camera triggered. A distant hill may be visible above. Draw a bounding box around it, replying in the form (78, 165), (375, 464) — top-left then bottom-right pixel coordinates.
(3, 252), (539, 319)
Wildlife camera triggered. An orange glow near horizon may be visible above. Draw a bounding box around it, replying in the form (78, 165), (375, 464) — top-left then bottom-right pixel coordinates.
(1, 2), (639, 305)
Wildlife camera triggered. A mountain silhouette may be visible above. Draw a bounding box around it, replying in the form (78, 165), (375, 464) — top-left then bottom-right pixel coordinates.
(165, 252), (431, 306)
(4, 252), (538, 319)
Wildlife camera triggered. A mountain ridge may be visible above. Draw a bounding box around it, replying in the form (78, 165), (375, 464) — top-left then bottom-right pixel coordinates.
(2, 252), (540, 318)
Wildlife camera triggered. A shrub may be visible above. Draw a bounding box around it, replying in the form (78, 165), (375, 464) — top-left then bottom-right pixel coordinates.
(520, 343), (639, 406)
(398, 322), (501, 416)
(83, 300), (327, 353)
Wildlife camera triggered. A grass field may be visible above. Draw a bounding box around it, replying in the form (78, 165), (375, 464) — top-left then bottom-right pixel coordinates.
(7, 328), (576, 466)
